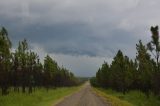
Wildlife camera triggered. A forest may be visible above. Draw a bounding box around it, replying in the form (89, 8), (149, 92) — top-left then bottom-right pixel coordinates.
(90, 26), (160, 97)
(0, 27), (79, 95)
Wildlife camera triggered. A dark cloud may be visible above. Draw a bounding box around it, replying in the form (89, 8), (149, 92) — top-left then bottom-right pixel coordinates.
(2, 19), (138, 58)
(0, 0), (160, 76)
(3, 20), (117, 57)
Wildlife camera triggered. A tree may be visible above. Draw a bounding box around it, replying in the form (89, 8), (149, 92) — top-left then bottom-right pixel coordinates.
(96, 62), (110, 88)
(16, 39), (29, 93)
(0, 27), (11, 95)
(147, 26), (160, 70)
(110, 50), (130, 94)
(44, 55), (57, 89)
(93, 50), (135, 94)
(136, 40), (153, 97)
(147, 26), (160, 95)
(27, 51), (39, 93)
(0, 27), (79, 95)
(11, 50), (21, 92)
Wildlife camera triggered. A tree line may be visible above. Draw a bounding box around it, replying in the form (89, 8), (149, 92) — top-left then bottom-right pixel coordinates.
(0, 27), (79, 95)
(90, 26), (160, 97)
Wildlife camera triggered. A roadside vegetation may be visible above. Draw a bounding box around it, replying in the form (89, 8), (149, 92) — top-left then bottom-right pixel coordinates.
(0, 86), (80, 106)
(93, 88), (133, 106)
(90, 26), (160, 105)
(94, 88), (160, 106)
(77, 77), (90, 84)
(0, 27), (80, 96)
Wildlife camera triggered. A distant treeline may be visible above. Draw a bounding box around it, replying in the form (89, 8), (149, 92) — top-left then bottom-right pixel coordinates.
(0, 27), (79, 95)
(90, 26), (160, 97)
(77, 77), (89, 84)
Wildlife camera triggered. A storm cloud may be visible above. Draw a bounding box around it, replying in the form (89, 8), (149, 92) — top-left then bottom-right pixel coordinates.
(0, 0), (159, 76)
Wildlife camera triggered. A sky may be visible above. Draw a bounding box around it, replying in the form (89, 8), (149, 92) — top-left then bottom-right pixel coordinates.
(0, 0), (159, 77)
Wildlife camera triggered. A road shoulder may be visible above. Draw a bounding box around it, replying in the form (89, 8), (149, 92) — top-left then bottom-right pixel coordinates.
(92, 87), (133, 106)
(53, 85), (84, 106)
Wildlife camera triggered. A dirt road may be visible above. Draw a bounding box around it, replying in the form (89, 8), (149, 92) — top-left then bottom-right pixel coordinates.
(55, 82), (110, 106)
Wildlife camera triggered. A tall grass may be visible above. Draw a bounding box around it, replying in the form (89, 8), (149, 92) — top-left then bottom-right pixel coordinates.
(0, 87), (80, 106)
(93, 88), (133, 106)
(95, 88), (160, 106)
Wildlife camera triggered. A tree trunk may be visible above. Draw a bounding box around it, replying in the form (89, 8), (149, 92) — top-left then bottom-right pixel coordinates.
(22, 85), (25, 93)
(28, 86), (32, 94)
(2, 86), (8, 95)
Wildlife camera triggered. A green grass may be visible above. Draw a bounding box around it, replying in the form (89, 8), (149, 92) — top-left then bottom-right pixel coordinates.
(0, 86), (80, 106)
(93, 88), (133, 106)
(94, 88), (160, 106)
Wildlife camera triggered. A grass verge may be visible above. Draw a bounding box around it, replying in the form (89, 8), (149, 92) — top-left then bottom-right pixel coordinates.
(0, 86), (81, 106)
(93, 87), (160, 106)
(93, 88), (133, 106)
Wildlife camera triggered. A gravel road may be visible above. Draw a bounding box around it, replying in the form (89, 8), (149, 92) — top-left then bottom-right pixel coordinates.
(55, 82), (110, 106)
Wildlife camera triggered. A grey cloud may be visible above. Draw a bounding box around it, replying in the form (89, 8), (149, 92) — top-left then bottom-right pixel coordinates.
(0, 0), (160, 76)
(1, 19), (141, 57)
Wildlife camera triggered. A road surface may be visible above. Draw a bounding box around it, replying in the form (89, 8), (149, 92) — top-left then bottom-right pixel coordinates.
(55, 82), (110, 106)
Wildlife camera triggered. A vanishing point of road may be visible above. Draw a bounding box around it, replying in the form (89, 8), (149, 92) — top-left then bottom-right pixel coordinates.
(55, 82), (111, 106)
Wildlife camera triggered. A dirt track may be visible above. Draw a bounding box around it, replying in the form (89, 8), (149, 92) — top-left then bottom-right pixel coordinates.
(55, 82), (110, 106)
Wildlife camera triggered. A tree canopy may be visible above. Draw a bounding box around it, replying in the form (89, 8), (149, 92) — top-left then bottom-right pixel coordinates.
(0, 27), (79, 95)
(90, 26), (160, 97)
